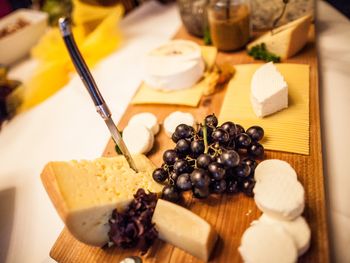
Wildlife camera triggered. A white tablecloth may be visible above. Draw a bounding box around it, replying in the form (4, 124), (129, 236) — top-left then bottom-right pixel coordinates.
(0, 1), (348, 262)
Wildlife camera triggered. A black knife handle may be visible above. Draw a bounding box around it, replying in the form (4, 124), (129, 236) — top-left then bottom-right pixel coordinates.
(58, 17), (105, 107)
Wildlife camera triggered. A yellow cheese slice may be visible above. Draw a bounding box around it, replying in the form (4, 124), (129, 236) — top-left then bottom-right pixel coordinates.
(41, 154), (162, 247)
(219, 63), (309, 155)
(247, 15), (312, 59)
(152, 199), (218, 262)
(131, 46), (218, 107)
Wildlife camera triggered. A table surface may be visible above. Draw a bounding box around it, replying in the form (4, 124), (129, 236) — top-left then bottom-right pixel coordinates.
(0, 1), (349, 263)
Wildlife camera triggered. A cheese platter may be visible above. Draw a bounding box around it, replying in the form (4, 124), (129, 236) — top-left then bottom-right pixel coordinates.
(44, 23), (329, 263)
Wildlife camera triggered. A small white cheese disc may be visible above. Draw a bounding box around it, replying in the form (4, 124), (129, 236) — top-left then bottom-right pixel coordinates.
(251, 62), (288, 117)
(239, 222), (298, 263)
(128, 112), (160, 135)
(123, 124), (154, 154)
(259, 214), (311, 256)
(163, 111), (195, 137)
(254, 172), (305, 220)
(254, 159), (298, 183)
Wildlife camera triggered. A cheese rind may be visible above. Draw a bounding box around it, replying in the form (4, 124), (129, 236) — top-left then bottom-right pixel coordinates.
(152, 199), (218, 262)
(239, 222), (298, 263)
(247, 15), (312, 59)
(251, 62), (288, 118)
(41, 154), (162, 246)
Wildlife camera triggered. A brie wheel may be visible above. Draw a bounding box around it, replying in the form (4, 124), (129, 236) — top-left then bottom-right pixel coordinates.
(163, 111), (195, 137)
(239, 222), (298, 263)
(259, 214), (311, 256)
(128, 112), (160, 135)
(143, 40), (205, 90)
(254, 159), (298, 183)
(254, 172), (305, 220)
(123, 124), (154, 154)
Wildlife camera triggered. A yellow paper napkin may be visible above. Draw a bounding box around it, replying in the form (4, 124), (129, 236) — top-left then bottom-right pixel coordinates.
(219, 63), (310, 155)
(131, 46), (218, 107)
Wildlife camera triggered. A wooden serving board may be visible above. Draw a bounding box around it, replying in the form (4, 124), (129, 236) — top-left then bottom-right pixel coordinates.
(50, 26), (329, 262)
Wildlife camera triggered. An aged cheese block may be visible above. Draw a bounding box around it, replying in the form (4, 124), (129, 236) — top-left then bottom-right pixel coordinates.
(41, 154), (162, 247)
(152, 199), (218, 262)
(251, 62), (288, 117)
(247, 15), (312, 59)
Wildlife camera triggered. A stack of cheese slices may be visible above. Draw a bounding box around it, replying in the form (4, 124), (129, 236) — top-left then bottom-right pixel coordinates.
(143, 40), (205, 90)
(239, 159), (311, 263)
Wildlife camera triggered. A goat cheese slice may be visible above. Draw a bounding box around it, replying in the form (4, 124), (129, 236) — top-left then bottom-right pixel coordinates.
(259, 214), (311, 256)
(163, 111), (195, 137)
(251, 62), (288, 118)
(152, 199), (218, 262)
(254, 172), (305, 220)
(239, 222), (298, 263)
(254, 159), (298, 183)
(123, 124), (154, 154)
(128, 112), (160, 135)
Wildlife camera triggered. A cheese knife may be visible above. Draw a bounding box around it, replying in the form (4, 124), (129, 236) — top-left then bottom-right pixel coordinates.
(58, 17), (138, 172)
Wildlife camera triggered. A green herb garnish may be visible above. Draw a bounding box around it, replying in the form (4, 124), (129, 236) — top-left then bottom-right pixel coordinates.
(247, 43), (281, 63)
(203, 27), (212, 45)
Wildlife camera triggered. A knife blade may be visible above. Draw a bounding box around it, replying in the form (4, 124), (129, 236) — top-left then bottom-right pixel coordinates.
(58, 17), (138, 172)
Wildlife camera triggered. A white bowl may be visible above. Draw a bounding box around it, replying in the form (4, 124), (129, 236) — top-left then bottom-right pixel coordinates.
(0, 9), (48, 66)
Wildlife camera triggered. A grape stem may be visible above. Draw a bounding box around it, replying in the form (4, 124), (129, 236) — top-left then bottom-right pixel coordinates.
(203, 124), (209, 154)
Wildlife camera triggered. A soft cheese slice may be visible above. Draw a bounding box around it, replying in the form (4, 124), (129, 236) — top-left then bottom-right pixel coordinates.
(247, 15), (312, 59)
(41, 154), (162, 247)
(251, 62), (288, 117)
(152, 199), (218, 262)
(128, 112), (160, 135)
(254, 159), (297, 182)
(239, 222), (298, 263)
(163, 111), (195, 137)
(254, 172), (305, 220)
(259, 214), (311, 256)
(123, 124), (154, 154)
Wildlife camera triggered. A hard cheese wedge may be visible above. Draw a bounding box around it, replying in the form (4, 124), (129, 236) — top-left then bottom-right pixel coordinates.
(41, 154), (162, 247)
(152, 199), (218, 262)
(247, 15), (312, 59)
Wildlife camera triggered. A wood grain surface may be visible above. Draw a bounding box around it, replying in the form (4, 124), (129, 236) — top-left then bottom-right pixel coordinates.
(50, 26), (329, 263)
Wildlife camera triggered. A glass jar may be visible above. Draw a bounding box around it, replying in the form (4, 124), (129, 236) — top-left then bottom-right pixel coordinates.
(208, 0), (251, 51)
(177, 0), (209, 37)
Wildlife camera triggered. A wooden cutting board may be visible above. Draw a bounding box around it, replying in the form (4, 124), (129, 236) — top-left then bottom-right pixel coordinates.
(49, 26), (329, 263)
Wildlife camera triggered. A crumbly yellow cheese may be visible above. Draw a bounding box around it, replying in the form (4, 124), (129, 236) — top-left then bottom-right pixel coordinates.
(247, 15), (312, 59)
(41, 154), (162, 246)
(152, 199), (218, 262)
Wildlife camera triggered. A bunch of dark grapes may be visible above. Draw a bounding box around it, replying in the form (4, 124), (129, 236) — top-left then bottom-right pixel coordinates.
(152, 114), (265, 203)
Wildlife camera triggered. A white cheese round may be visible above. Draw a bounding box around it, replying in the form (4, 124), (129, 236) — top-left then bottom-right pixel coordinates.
(253, 172), (305, 220)
(128, 112), (160, 135)
(163, 111), (195, 137)
(239, 222), (298, 263)
(143, 40), (205, 91)
(254, 159), (298, 183)
(123, 124), (154, 154)
(259, 214), (311, 256)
